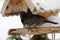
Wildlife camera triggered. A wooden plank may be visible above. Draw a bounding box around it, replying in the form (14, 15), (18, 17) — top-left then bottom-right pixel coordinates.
(1, 0), (60, 18)
(8, 27), (60, 35)
(52, 32), (55, 40)
(1, 0), (27, 16)
(8, 28), (28, 35)
(1, 0), (9, 16)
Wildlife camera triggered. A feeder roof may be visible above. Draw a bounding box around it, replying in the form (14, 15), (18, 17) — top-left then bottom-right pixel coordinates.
(1, 0), (60, 18)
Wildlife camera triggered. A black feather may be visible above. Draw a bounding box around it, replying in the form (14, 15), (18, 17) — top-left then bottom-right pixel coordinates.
(20, 8), (58, 28)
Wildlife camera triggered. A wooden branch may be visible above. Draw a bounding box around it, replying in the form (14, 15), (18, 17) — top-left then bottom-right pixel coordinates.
(8, 27), (60, 35)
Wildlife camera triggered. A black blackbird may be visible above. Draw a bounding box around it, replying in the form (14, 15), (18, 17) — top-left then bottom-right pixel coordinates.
(20, 8), (58, 29)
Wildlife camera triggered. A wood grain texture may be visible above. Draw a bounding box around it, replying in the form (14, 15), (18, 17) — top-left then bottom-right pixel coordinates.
(2, 0), (60, 18)
(8, 27), (60, 35)
(4, 0), (27, 16)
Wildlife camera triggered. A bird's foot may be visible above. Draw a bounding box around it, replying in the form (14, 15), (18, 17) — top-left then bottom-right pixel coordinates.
(28, 27), (32, 31)
(32, 27), (38, 29)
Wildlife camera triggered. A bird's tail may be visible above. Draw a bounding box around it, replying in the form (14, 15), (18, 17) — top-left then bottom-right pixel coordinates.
(45, 20), (58, 24)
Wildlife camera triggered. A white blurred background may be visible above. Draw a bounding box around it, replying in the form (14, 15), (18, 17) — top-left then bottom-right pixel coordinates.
(0, 0), (60, 40)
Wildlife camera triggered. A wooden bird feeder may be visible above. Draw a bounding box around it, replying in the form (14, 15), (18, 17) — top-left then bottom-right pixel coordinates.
(1, 0), (60, 40)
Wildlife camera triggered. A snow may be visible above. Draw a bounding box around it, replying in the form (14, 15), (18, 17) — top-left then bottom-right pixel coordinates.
(32, 0), (60, 10)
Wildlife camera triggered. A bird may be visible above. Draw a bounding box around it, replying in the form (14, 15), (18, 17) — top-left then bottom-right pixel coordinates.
(20, 8), (58, 30)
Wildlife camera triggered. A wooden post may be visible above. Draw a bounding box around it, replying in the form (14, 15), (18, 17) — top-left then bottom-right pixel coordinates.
(52, 32), (55, 40)
(28, 31), (31, 40)
(28, 34), (31, 40)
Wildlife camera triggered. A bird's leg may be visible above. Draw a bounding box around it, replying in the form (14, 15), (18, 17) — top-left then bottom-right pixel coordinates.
(23, 25), (27, 29)
(27, 26), (32, 31)
(23, 25), (32, 31)
(31, 24), (38, 29)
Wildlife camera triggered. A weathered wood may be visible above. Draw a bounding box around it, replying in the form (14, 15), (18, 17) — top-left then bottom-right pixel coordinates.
(1, 0), (28, 16)
(52, 32), (55, 40)
(8, 27), (60, 35)
(8, 28), (28, 35)
(1, 0), (9, 16)
(1, 0), (60, 18)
